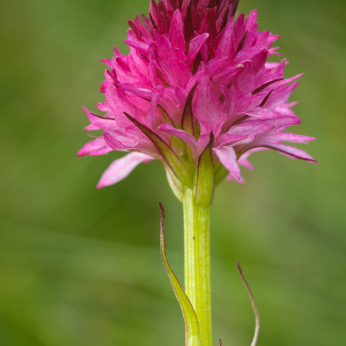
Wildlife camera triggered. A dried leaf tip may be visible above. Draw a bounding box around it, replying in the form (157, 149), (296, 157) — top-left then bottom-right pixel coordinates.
(237, 261), (260, 346)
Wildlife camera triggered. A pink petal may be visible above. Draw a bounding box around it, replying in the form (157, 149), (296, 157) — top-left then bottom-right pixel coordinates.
(245, 10), (257, 30)
(256, 31), (280, 48)
(89, 146), (114, 156)
(270, 73), (304, 90)
(218, 121), (274, 146)
(243, 23), (259, 49)
(234, 13), (245, 48)
(212, 66), (243, 96)
(104, 85), (142, 128)
(103, 133), (138, 150)
(155, 33), (191, 88)
(169, 10), (185, 52)
(244, 107), (280, 119)
(265, 82), (299, 110)
(216, 134), (246, 147)
(97, 152), (154, 189)
(215, 20), (234, 57)
(234, 62), (256, 97)
(238, 148), (268, 170)
(187, 33), (209, 67)
(262, 115), (301, 133)
(227, 173), (245, 184)
(124, 40), (149, 55)
(147, 89), (160, 130)
(78, 136), (112, 157)
(193, 74), (226, 137)
(275, 101), (298, 116)
(257, 142), (318, 163)
(82, 107), (117, 132)
(266, 132), (316, 143)
(100, 80), (108, 93)
(213, 146), (241, 180)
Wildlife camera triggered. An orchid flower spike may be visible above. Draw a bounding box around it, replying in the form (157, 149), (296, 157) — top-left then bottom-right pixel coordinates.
(78, 0), (317, 199)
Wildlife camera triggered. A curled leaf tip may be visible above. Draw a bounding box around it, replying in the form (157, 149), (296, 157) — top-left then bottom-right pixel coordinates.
(237, 261), (260, 346)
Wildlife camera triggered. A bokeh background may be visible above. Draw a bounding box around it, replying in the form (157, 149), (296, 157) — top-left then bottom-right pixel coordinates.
(1, 0), (345, 345)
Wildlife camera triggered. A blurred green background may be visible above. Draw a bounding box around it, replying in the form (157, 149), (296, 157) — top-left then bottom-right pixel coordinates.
(1, 0), (345, 345)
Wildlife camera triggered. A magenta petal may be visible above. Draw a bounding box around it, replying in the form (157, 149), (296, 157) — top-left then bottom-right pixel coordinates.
(97, 152), (154, 189)
(124, 40), (150, 55)
(238, 157), (254, 170)
(187, 33), (209, 67)
(226, 121), (274, 137)
(213, 146), (241, 180)
(193, 74), (226, 137)
(147, 89), (160, 130)
(215, 20), (234, 57)
(266, 132), (316, 143)
(259, 142), (318, 163)
(275, 102), (298, 116)
(269, 73), (304, 90)
(155, 33), (191, 88)
(238, 148), (268, 170)
(169, 10), (185, 52)
(217, 133), (247, 147)
(245, 10), (258, 30)
(100, 80), (108, 93)
(265, 82), (299, 110)
(227, 172), (245, 184)
(244, 107), (279, 119)
(78, 136), (112, 157)
(103, 133), (138, 150)
(234, 62), (256, 96)
(89, 145), (114, 156)
(257, 116), (301, 137)
(212, 66), (243, 96)
(82, 107), (118, 132)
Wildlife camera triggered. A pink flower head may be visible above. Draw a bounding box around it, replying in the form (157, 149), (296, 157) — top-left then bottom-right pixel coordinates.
(79, 0), (317, 189)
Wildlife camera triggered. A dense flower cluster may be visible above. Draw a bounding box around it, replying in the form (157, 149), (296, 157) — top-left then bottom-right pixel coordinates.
(78, 0), (316, 189)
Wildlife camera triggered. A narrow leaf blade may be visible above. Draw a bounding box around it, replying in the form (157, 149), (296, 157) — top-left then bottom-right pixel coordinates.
(159, 204), (201, 346)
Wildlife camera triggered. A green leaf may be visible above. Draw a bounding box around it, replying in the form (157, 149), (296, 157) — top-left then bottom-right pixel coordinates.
(159, 203), (201, 346)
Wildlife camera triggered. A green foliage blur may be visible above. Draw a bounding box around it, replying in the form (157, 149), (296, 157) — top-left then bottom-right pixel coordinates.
(0, 0), (345, 345)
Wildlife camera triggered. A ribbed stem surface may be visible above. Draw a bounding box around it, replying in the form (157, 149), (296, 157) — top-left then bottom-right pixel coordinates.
(183, 188), (212, 346)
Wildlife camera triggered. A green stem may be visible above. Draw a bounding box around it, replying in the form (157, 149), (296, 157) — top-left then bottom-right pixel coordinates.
(183, 187), (212, 346)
